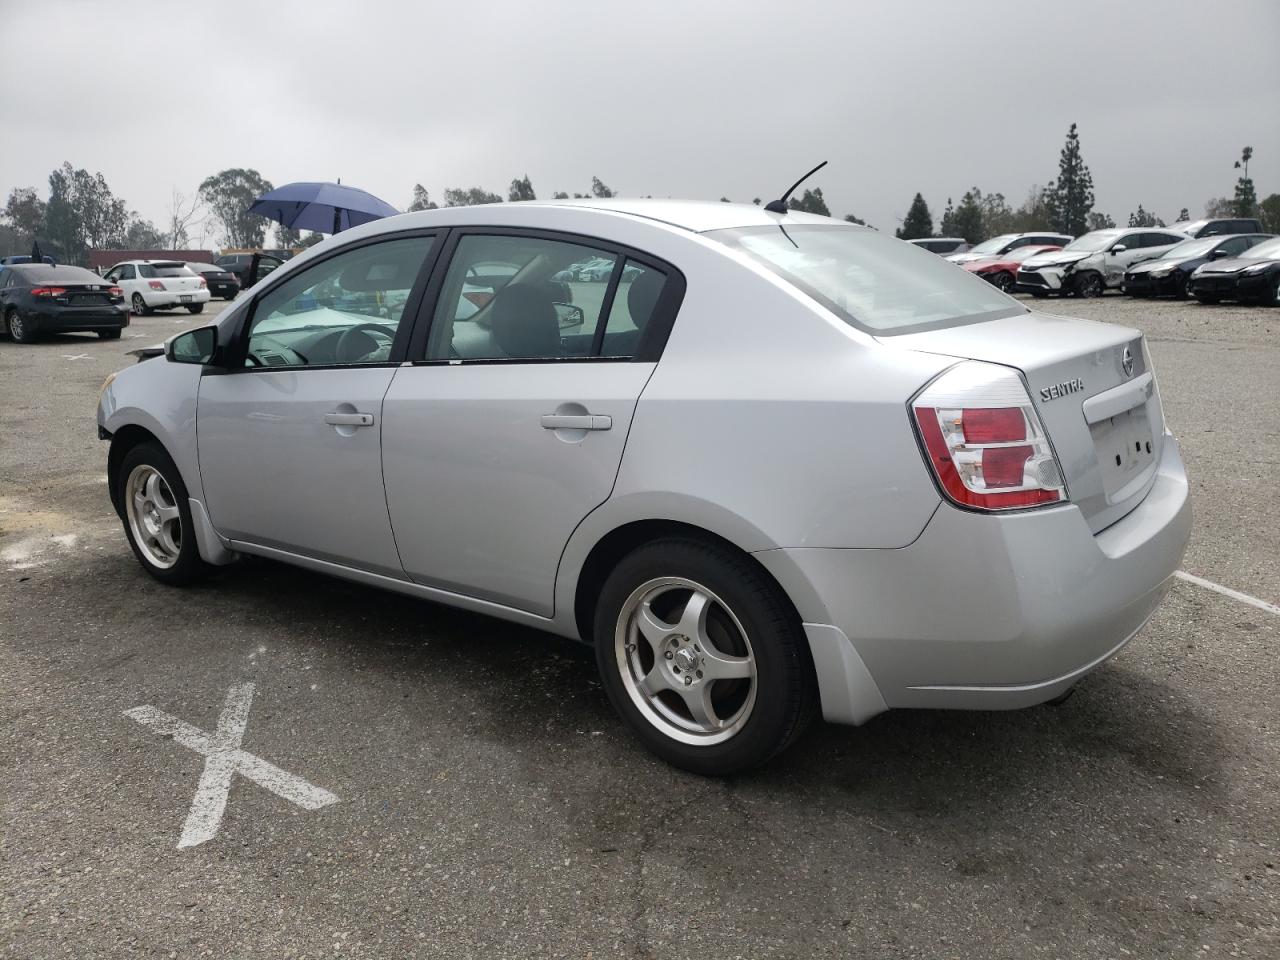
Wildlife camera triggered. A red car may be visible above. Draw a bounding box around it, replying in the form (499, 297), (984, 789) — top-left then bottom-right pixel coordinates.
(963, 244), (1062, 292)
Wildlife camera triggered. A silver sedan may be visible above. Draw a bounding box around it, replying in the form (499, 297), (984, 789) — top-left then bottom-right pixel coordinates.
(97, 199), (1191, 774)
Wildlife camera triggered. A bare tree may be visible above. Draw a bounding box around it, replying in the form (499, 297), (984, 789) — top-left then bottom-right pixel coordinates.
(166, 187), (205, 250)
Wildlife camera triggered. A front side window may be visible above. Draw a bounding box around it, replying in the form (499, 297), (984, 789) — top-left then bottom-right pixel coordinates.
(709, 224), (1023, 334)
(1217, 235), (1251, 256)
(427, 234), (643, 361)
(244, 235), (435, 368)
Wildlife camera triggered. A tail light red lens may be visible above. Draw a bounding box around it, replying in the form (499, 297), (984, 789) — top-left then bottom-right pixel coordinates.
(148, 280), (165, 291)
(913, 362), (1065, 512)
(31, 287), (67, 297)
(197, 278), (207, 288)
(108, 286), (123, 298)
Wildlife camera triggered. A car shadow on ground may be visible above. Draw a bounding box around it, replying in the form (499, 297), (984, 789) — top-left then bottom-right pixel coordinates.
(185, 554), (1225, 808)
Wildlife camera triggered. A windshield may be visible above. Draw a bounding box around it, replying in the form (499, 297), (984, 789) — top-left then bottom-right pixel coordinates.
(1005, 245), (1058, 263)
(1062, 231), (1123, 253)
(1161, 237), (1219, 259)
(1173, 220), (1206, 234)
(709, 224), (1024, 334)
(1244, 238), (1280, 259)
(966, 234), (1019, 255)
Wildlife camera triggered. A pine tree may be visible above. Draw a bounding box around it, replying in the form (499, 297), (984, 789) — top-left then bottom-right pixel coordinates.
(507, 175), (536, 202)
(787, 187), (830, 216)
(1177, 207), (1190, 222)
(951, 188), (986, 243)
(1127, 205), (1164, 228)
(1232, 146), (1257, 217)
(1046, 123), (1095, 236)
(939, 197), (957, 237)
(895, 193), (933, 240)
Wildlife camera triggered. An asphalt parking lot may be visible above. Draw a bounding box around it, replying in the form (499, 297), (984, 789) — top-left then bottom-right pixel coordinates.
(2, 295), (1277, 959)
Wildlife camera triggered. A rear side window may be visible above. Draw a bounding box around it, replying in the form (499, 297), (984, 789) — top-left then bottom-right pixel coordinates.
(710, 224), (1023, 334)
(426, 234), (669, 362)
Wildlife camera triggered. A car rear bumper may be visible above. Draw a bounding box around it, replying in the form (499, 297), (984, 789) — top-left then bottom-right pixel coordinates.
(28, 305), (130, 332)
(756, 435), (1191, 722)
(207, 281), (239, 298)
(140, 288), (211, 308)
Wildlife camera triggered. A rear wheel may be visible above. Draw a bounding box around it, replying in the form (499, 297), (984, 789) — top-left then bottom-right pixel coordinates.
(97, 328), (122, 340)
(115, 441), (210, 586)
(6, 307), (36, 343)
(1193, 293), (1220, 305)
(594, 537), (816, 775)
(131, 293), (151, 316)
(186, 303), (204, 315)
(1074, 272), (1104, 298)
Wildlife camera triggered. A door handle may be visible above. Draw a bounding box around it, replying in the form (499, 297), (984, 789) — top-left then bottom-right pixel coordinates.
(540, 414), (611, 431)
(324, 412), (375, 426)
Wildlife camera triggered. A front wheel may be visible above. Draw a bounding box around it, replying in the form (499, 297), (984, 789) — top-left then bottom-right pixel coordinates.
(1074, 272), (1104, 298)
(993, 271), (1015, 293)
(594, 538), (816, 775)
(186, 303), (204, 315)
(115, 441), (210, 585)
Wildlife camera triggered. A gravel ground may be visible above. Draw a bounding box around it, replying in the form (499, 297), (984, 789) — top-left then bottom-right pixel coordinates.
(1, 293), (1277, 959)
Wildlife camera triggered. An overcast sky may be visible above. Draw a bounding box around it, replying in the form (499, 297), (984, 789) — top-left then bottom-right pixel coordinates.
(2, 0), (1277, 243)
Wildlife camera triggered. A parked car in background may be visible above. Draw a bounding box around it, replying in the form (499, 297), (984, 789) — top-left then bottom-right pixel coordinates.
(908, 237), (970, 255)
(1171, 217), (1264, 238)
(0, 262), (128, 343)
(215, 252), (284, 288)
(97, 199), (1190, 775)
(185, 263), (241, 300)
(1186, 236), (1280, 305)
(1123, 234), (1273, 299)
(103, 260), (211, 315)
(962, 244), (1061, 293)
(0, 254), (56, 266)
(946, 232), (1074, 264)
(1016, 228), (1186, 297)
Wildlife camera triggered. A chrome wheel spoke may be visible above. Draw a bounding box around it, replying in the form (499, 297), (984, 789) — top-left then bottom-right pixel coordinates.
(156, 521), (181, 558)
(144, 471), (163, 503)
(635, 600), (674, 655)
(156, 502), (180, 524)
(635, 666), (668, 699)
(679, 683), (720, 729)
(676, 589), (711, 643)
(700, 643), (752, 680)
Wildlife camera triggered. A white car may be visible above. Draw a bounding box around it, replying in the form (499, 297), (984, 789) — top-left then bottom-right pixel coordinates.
(103, 260), (212, 315)
(945, 232), (1074, 265)
(96, 200), (1190, 774)
(1016, 228), (1187, 298)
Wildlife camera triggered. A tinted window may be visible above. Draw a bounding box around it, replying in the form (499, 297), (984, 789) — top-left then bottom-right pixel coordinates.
(119, 264), (136, 280)
(427, 234), (626, 361)
(1217, 236), (1251, 256)
(710, 224), (1023, 334)
(1141, 233), (1177, 248)
(246, 235), (435, 368)
(0, 269), (9, 287)
(11, 264), (103, 283)
(601, 260), (667, 357)
(138, 263), (195, 278)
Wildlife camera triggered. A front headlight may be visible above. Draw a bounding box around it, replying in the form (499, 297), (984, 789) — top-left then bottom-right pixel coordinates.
(1242, 263), (1270, 275)
(1150, 265), (1177, 277)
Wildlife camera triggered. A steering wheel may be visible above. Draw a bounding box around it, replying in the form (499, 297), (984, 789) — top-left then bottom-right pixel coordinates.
(335, 322), (395, 363)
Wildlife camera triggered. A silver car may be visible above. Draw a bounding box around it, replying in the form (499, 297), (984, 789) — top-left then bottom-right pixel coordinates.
(97, 200), (1192, 775)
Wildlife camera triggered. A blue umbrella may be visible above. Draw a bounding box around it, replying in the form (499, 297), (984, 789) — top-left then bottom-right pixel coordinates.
(248, 181), (400, 235)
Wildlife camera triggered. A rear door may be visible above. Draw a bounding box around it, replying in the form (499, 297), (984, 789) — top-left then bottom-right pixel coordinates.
(381, 230), (682, 616)
(196, 233), (438, 576)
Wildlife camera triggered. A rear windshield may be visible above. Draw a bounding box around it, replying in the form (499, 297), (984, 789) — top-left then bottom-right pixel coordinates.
(138, 264), (195, 278)
(13, 264), (101, 283)
(708, 224), (1024, 334)
(1162, 237), (1219, 259)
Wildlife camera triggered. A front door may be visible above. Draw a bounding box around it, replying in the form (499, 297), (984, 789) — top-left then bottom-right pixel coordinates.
(382, 231), (678, 615)
(197, 233), (437, 577)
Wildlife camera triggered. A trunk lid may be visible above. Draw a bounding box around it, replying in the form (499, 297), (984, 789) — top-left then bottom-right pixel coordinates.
(879, 311), (1165, 533)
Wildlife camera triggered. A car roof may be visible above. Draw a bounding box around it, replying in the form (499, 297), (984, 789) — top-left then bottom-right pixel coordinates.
(497, 198), (837, 234)
(185, 262), (222, 270)
(909, 237), (965, 242)
(117, 259), (188, 266)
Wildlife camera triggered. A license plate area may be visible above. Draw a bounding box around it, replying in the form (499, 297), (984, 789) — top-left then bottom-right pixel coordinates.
(180, 294), (193, 303)
(1091, 407), (1155, 500)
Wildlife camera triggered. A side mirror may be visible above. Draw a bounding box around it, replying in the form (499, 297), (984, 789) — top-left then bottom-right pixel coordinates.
(1207, 248), (1230, 260)
(554, 303), (585, 330)
(167, 325), (218, 365)
(1110, 244), (1127, 254)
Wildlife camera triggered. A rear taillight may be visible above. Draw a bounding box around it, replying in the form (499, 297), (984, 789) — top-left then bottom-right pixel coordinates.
(197, 277), (207, 288)
(108, 286), (123, 298)
(912, 362), (1065, 511)
(31, 287), (67, 298)
(148, 280), (165, 290)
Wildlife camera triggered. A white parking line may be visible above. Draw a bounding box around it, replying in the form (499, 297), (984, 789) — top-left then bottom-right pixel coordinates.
(124, 682), (339, 848)
(1175, 571), (1280, 617)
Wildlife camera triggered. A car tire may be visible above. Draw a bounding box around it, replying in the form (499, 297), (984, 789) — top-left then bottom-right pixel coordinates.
(1029, 290), (1050, 299)
(993, 271), (1015, 293)
(131, 293), (152, 316)
(593, 537), (817, 776)
(115, 441), (211, 586)
(6, 307), (37, 343)
(97, 328), (122, 340)
(1073, 272), (1104, 298)
(1172, 274), (1189, 300)
(1193, 294), (1220, 305)
(186, 304), (205, 315)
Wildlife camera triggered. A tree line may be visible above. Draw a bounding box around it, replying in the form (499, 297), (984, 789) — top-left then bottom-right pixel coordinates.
(893, 125), (1278, 244)
(4, 129), (1276, 265)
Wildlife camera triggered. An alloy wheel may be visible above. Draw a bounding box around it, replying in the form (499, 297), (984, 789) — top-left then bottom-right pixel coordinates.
(7, 310), (26, 341)
(132, 293), (146, 315)
(614, 577), (757, 746)
(124, 464), (182, 569)
(1077, 274), (1103, 298)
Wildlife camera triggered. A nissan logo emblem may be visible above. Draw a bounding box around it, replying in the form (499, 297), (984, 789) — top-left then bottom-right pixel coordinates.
(1122, 346), (1134, 378)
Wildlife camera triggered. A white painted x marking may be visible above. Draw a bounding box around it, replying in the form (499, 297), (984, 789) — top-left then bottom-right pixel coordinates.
(124, 682), (338, 848)
(61, 353), (90, 361)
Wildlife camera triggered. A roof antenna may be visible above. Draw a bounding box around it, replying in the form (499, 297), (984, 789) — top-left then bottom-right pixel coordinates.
(764, 160), (828, 214)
